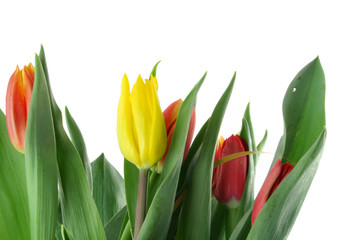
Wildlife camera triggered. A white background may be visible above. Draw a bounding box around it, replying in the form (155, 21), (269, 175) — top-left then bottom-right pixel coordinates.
(1, 1), (359, 239)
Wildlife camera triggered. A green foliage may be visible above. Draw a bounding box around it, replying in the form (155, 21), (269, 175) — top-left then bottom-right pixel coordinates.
(65, 106), (93, 192)
(248, 130), (326, 239)
(24, 55), (59, 240)
(282, 57), (326, 165)
(104, 206), (128, 240)
(92, 154), (126, 224)
(0, 110), (30, 239)
(137, 72), (207, 240)
(176, 73), (236, 240)
(39, 46), (106, 239)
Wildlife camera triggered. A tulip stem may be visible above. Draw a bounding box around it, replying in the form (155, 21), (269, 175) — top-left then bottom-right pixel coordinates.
(225, 208), (238, 238)
(134, 169), (148, 240)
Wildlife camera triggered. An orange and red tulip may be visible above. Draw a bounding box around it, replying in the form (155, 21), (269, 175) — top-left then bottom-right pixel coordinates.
(6, 63), (35, 153)
(154, 99), (196, 173)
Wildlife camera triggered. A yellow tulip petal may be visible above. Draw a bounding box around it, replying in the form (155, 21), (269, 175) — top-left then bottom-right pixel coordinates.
(148, 77), (167, 166)
(117, 74), (141, 166)
(130, 75), (152, 168)
(117, 73), (167, 169)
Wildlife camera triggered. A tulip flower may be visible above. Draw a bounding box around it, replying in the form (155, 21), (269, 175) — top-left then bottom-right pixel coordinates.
(251, 159), (294, 225)
(6, 63), (35, 153)
(212, 134), (248, 208)
(153, 99), (196, 173)
(116, 74), (167, 169)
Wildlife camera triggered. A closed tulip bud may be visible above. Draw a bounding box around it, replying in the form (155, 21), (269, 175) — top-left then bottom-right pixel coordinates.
(251, 159), (294, 225)
(117, 74), (167, 169)
(153, 99), (196, 173)
(6, 63), (35, 153)
(212, 134), (248, 208)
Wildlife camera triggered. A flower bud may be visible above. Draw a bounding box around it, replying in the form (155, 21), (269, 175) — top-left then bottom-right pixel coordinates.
(153, 99), (196, 173)
(6, 63), (35, 153)
(117, 74), (167, 169)
(212, 135), (248, 208)
(251, 159), (294, 225)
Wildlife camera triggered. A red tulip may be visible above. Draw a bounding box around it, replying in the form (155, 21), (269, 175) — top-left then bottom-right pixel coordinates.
(6, 63), (35, 153)
(212, 134), (248, 208)
(251, 159), (294, 225)
(153, 99), (196, 173)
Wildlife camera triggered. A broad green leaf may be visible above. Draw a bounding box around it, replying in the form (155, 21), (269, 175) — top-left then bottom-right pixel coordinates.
(210, 198), (226, 240)
(0, 110), (30, 240)
(124, 159), (139, 237)
(61, 225), (74, 240)
(235, 118), (255, 221)
(118, 212), (130, 239)
(165, 203), (181, 240)
(25, 54), (58, 240)
(39, 46), (106, 239)
(176, 119), (209, 196)
(176, 73), (236, 240)
(65, 106), (93, 192)
(92, 153), (126, 224)
(229, 207), (252, 240)
(282, 57), (326, 164)
(104, 206), (128, 240)
(248, 130), (326, 240)
(146, 171), (161, 212)
(137, 73), (206, 240)
(119, 220), (132, 240)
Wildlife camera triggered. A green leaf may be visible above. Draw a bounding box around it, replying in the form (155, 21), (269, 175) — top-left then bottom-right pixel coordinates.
(92, 154), (126, 224)
(124, 160), (139, 237)
(0, 110), (30, 240)
(256, 130), (268, 152)
(176, 119), (209, 196)
(241, 103), (257, 163)
(248, 129), (326, 239)
(236, 118), (255, 221)
(25, 54), (58, 240)
(61, 225), (74, 240)
(65, 106), (93, 192)
(146, 171), (161, 212)
(229, 207), (252, 240)
(176, 73), (236, 240)
(282, 57), (326, 164)
(118, 212), (130, 238)
(104, 206), (128, 240)
(137, 72), (206, 240)
(39, 46), (106, 239)
(210, 198), (226, 240)
(149, 60), (161, 79)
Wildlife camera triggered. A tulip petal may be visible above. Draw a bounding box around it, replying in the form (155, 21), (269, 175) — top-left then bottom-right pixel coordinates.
(213, 135), (248, 207)
(6, 64), (35, 153)
(117, 74), (141, 166)
(251, 159), (293, 225)
(163, 99), (183, 132)
(129, 75), (148, 166)
(148, 76), (167, 167)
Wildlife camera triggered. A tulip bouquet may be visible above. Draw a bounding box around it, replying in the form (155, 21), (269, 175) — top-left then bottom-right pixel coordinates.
(0, 46), (326, 240)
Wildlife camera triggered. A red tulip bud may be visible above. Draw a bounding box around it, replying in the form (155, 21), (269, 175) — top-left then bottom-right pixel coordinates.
(153, 99), (196, 173)
(212, 135), (248, 208)
(251, 159), (294, 225)
(6, 63), (35, 153)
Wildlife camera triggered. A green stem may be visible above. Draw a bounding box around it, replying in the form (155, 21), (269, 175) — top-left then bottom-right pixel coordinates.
(134, 169), (148, 240)
(225, 208), (238, 239)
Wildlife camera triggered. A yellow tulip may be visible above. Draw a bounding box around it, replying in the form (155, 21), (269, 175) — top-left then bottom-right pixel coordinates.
(117, 74), (167, 169)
